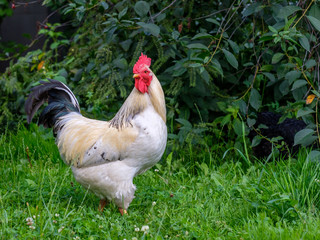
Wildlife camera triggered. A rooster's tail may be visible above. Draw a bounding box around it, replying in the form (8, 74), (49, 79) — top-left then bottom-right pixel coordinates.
(25, 79), (80, 129)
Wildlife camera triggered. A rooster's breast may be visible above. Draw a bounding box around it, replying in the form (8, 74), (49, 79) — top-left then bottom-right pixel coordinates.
(124, 104), (167, 174)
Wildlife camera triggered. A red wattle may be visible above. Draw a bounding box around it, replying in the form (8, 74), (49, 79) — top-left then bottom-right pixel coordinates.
(135, 79), (148, 94)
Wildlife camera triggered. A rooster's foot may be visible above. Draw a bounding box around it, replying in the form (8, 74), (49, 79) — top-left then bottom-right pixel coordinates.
(119, 207), (128, 216)
(98, 199), (109, 212)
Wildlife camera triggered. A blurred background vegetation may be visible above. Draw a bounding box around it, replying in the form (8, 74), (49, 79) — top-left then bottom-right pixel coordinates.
(1, 0), (320, 159)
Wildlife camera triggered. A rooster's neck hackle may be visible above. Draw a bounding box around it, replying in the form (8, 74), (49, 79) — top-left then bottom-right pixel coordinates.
(109, 74), (166, 129)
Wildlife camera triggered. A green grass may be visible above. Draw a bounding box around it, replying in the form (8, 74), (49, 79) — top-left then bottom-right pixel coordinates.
(1, 125), (320, 239)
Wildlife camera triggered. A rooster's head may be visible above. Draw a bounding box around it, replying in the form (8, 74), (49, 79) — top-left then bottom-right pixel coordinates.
(133, 53), (152, 94)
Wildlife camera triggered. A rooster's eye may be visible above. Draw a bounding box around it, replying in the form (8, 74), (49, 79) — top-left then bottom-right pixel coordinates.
(144, 71), (147, 73)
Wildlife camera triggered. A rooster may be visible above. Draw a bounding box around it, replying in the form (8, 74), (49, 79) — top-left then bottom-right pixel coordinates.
(25, 53), (167, 215)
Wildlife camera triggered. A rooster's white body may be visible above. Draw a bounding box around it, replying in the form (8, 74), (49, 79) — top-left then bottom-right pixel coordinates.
(25, 53), (167, 213)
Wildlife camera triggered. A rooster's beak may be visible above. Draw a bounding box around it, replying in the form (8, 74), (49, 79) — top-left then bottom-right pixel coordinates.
(133, 74), (140, 79)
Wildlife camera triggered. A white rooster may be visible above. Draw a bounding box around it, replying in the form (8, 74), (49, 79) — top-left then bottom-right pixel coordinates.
(25, 53), (167, 215)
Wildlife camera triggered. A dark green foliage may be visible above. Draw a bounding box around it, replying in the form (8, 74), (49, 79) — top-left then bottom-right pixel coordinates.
(1, 0), (320, 153)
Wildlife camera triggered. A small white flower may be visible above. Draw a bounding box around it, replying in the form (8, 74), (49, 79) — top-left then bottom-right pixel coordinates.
(53, 220), (57, 224)
(134, 227), (140, 232)
(29, 226), (36, 230)
(58, 226), (65, 233)
(154, 169), (159, 172)
(26, 217), (33, 223)
(55, 213), (60, 217)
(33, 215), (36, 219)
(152, 201), (156, 206)
(73, 236), (80, 240)
(141, 225), (149, 232)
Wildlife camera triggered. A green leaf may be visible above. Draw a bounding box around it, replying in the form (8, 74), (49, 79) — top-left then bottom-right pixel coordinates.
(50, 42), (59, 49)
(251, 135), (261, 147)
(137, 22), (160, 36)
(187, 43), (209, 50)
(307, 15), (320, 32)
(134, 1), (150, 17)
(76, 6), (85, 21)
(211, 59), (224, 77)
(308, 150), (320, 162)
(305, 59), (316, 69)
(247, 118), (256, 128)
(291, 80), (307, 90)
(294, 128), (317, 146)
(262, 72), (275, 82)
(172, 66), (187, 77)
(176, 118), (192, 129)
(272, 53), (284, 64)
(309, 4), (320, 20)
(100, 1), (109, 10)
(58, 68), (68, 78)
(53, 76), (67, 84)
(276, 6), (301, 19)
(293, 85), (307, 101)
(155, 13), (166, 22)
(249, 88), (261, 111)
(227, 40), (239, 54)
(284, 15), (297, 31)
(299, 35), (310, 52)
(25, 179), (37, 187)
(119, 39), (132, 52)
(222, 49), (238, 69)
(233, 118), (243, 136)
(279, 79), (289, 96)
(189, 63), (202, 68)
(268, 25), (278, 33)
(38, 29), (48, 35)
(311, 90), (320, 99)
(203, 56), (210, 64)
(242, 2), (263, 17)
(200, 68), (210, 84)
(297, 107), (315, 118)
(259, 35), (274, 43)
(118, 7), (128, 19)
(166, 152), (172, 170)
(113, 58), (128, 69)
(260, 65), (273, 72)
(220, 114), (231, 126)
(285, 70), (301, 83)
(192, 33), (213, 40)
(206, 18), (220, 25)
(74, 0), (85, 4)
(172, 30), (180, 40)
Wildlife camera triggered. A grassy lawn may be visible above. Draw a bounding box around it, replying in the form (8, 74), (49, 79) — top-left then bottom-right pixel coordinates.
(1, 125), (320, 239)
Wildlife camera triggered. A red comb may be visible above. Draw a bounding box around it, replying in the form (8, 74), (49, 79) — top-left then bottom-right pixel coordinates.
(133, 53), (151, 73)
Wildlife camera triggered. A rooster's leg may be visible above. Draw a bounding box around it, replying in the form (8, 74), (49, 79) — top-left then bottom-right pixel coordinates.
(118, 207), (128, 216)
(98, 199), (108, 212)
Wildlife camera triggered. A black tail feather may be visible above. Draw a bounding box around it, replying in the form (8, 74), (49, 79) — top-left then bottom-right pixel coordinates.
(25, 79), (80, 128)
